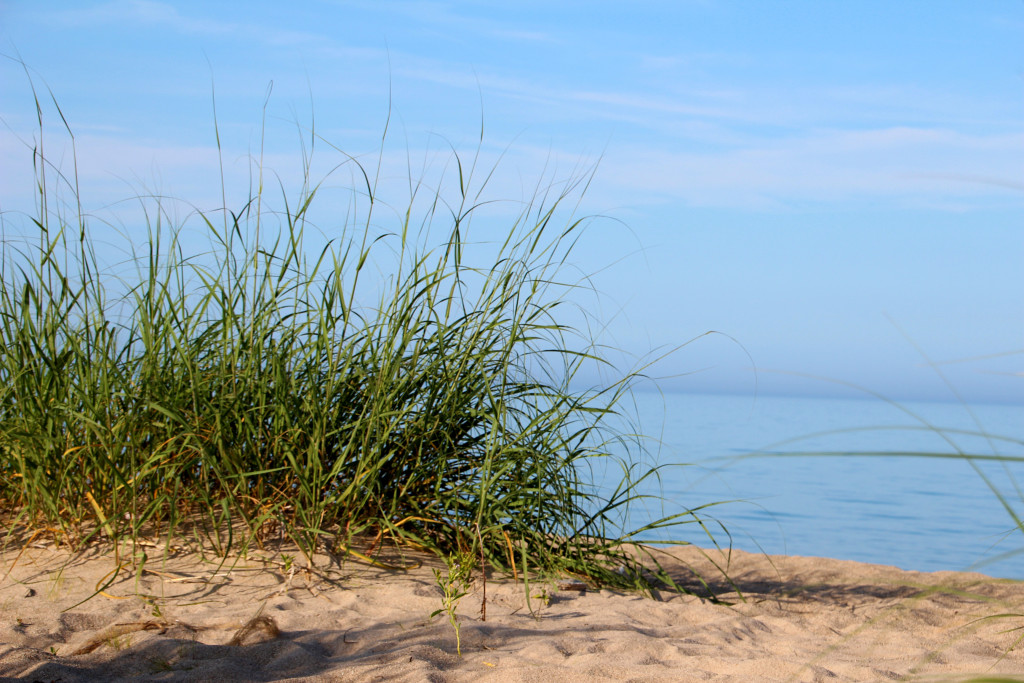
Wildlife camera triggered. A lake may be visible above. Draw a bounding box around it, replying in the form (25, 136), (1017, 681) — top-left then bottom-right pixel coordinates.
(596, 391), (1023, 579)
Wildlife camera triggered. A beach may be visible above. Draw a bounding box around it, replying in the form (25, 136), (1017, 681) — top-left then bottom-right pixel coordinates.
(2, 543), (1021, 682)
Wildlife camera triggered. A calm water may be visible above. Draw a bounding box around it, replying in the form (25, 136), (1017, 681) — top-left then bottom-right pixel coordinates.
(596, 391), (1023, 579)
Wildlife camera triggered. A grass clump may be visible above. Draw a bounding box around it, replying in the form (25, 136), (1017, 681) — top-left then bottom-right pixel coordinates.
(0, 76), (717, 595)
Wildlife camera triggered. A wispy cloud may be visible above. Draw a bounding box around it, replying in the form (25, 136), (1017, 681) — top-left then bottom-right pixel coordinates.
(45, 0), (235, 35)
(39, 1), (335, 52)
(7, 3), (1021, 217)
(587, 127), (1024, 210)
(330, 0), (557, 44)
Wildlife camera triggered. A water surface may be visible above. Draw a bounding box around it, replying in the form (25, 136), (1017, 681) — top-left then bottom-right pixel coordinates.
(600, 391), (1023, 578)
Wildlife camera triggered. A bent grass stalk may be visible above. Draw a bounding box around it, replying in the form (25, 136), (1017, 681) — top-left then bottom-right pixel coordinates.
(0, 72), (725, 598)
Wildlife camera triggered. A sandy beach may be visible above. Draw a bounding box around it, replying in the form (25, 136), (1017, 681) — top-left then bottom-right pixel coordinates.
(1, 542), (1021, 682)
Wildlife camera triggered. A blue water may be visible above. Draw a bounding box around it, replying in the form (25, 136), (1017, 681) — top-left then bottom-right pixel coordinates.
(596, 391), (1023, 579)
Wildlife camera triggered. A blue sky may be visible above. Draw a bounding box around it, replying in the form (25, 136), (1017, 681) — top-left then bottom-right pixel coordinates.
(2, 1), (1022, 403)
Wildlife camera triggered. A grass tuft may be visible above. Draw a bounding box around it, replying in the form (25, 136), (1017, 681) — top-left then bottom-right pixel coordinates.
(0, 72), (722, 596)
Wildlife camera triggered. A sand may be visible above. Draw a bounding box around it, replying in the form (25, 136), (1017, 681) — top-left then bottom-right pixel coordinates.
(1, 541), (1021, 682)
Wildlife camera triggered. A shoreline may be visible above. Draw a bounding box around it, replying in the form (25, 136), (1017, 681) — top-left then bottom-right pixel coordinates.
(2, 544), (1022, 682)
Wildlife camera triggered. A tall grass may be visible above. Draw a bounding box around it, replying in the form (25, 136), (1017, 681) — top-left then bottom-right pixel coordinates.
(0, 78), (717, 593)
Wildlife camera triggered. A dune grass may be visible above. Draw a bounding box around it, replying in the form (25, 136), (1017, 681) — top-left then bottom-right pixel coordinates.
(0, 79), (722, 595)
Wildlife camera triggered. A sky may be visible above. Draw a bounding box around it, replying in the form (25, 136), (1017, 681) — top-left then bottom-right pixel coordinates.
(1, 0), (1022, 404)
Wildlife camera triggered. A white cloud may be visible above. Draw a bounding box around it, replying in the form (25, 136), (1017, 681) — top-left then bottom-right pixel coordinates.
(567, 90), (743, 122)
(46, 0), (234, 35)
(8, 123), (1015, 222)
(39, 1), (336, 52)
(329, 0), (556, 44)
(588, 127), (1024, 210)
